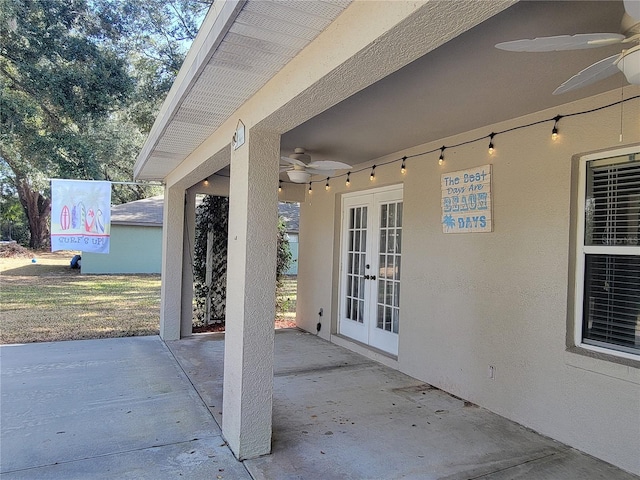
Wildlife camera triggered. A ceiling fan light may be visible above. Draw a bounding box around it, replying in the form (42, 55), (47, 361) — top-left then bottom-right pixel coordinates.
(287, 170), (311, 183)
(617, 47), (640, 85)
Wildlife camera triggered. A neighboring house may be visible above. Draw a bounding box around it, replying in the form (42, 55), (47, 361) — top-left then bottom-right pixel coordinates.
(81, 196), (163, 274)
(279, 202), (299, 275)
(133, 1), (640, 474)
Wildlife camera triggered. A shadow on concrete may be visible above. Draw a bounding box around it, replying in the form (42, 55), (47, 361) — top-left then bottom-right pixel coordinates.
(1, 331), (637, 479)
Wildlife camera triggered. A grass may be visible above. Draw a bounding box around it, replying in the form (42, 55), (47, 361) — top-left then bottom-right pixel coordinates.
(0, 251), (160, 344)
(276, 276), (297, 323)
(0, 250), (298, 343)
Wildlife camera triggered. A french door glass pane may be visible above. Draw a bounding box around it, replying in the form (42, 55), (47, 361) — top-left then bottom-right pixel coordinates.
(376, 201), (402, 334)
(346, 206), (367, 323)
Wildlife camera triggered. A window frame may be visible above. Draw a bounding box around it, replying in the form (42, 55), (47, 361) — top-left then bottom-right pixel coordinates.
(574, 145), (640, 361)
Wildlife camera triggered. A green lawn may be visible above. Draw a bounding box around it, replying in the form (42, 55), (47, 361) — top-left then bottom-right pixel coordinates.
(0, 252), (160, 344)
(0, 251), (298, 343)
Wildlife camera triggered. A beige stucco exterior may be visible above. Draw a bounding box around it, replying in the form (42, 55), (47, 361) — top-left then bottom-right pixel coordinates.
(135, 0), (640, 472)
(297, 88), (640, 474)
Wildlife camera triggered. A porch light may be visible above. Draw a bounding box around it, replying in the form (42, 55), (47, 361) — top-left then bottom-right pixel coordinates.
(401, 157), (407, 174)
(439, 146), (445, 165)
(370, 165), (376, 181)
(346, 172), (351, 187)
(287, 170), (311, 184)
(552, 115), (562, 140)
(488, 133), (495, 155)
(325, 177), (330, 190)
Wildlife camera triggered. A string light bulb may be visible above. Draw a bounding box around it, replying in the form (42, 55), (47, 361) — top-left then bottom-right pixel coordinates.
(552, 115), (562, 140)
(346, 172), (351, 187)
(203, 178), (209, 187)
(278, 180), (282, 193)
(308, 182), (312, 194)
(488, 133), (495, 155)
(438, 146), (445, 166)
(325, 177), (330, 191)
(370, 165), (376, 181)
(401, 156), (407, 174)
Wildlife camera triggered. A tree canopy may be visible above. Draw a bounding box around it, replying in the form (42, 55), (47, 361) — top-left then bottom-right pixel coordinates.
(0, 0), (211, 247)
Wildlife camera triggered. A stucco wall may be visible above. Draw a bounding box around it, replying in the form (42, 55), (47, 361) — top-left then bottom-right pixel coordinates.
(81, 225), (162, 274)
(296, 88), (640, 475)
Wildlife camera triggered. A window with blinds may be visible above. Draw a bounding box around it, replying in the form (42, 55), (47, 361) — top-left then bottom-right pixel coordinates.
(581, 154), (640, 355)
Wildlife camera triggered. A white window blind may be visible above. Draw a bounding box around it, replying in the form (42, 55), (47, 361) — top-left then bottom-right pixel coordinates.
(582, 156), (640, 355)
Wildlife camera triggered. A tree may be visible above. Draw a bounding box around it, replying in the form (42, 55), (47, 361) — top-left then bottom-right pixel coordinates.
(0, 0), (133, 248)
(0, 0), (211, 248)
(193, 196), (292, 326)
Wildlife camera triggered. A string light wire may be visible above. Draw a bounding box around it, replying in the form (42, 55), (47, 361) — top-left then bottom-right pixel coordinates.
(276, 94), (640, 191)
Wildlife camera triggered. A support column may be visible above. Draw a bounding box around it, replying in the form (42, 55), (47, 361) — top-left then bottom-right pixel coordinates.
(181, 189), (197, 338)
(222, 129), (279, 460)
(159, 185), (186, 340)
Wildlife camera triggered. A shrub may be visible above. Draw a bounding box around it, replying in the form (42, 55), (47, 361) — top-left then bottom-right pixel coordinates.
(193, 195), (291, 326)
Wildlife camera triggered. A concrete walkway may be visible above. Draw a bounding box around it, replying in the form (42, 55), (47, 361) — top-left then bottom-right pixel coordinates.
(0, 336), (250, 479)
(2, 331), (637, 479)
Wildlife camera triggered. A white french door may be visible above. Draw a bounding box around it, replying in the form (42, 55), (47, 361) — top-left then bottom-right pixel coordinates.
(339, 185), (403, 355)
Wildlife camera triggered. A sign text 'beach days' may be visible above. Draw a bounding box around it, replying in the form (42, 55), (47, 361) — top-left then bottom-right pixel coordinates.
(441, 165), (492, 233)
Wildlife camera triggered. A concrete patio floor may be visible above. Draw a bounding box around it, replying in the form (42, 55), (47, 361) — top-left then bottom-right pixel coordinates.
(1, 329), (637, 479)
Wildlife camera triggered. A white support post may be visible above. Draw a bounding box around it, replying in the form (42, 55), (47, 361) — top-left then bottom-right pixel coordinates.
(222, 129), (279, 460)
(181, 189), (197, 337)
(160, 185), (186, 340)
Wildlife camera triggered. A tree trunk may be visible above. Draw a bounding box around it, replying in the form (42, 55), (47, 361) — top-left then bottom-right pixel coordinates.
(16, 178), (50, 249)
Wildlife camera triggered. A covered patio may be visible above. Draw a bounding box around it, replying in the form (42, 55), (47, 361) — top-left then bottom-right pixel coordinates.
(1, 331), (636, 479)
(133, 0), (640, 474)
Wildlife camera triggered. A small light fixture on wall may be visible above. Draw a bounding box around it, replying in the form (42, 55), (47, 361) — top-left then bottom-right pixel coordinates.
(346, 172), (351, 187)
(278, 180), (282, 193)
(438, 146), (445, 165)
(488, 133), (495, 155)
(401, 156), (407, 174)
(308, 182), (313, 194)
(325, 177), (330, 191)
(370, 165), (376, 181)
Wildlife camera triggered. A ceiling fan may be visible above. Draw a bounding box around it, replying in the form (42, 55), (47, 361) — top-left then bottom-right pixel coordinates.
(495, 0), (640, 95)
(280, 148), (351, 183)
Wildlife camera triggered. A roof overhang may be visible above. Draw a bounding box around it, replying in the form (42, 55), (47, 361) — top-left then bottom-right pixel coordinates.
(135, 1), (633, 183)
(134, 0), (352, 180)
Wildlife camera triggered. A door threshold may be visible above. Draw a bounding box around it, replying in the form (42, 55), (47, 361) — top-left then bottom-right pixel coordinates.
(331, 333), (399, 368)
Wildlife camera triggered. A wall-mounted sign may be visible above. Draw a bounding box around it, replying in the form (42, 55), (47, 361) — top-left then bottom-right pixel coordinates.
(232, 119), (245, 150)
(441, 164), (492, 233)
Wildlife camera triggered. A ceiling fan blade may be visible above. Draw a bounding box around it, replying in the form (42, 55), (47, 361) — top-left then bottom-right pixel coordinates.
(496, 33), (625, 52)
(624, 0), (640, 21)
(553, 54), (622, 95)
(306, 160), (352, 170)
(306, 168), (336, 176)
(280, 156), (307, 167)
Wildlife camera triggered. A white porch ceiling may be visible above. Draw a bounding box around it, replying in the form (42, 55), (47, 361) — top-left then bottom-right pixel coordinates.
(136, 0), (632, 181)
(135, 0), (352, 180)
